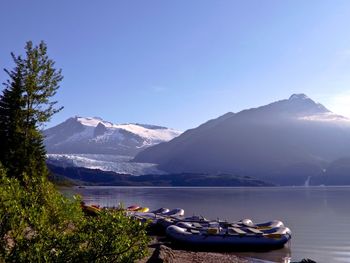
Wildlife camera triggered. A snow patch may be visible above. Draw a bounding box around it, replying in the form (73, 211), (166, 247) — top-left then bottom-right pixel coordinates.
(77, 117), (114, 128)
(45, 116), (182, 155)
(75, 117), (181, 141)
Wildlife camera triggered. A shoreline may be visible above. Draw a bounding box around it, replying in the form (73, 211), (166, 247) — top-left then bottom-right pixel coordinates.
(138, 236), (276, 263)
(137, 235), (254, 263)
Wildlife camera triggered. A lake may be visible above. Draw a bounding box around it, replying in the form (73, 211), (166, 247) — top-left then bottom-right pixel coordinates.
(62, 186), (350, 263)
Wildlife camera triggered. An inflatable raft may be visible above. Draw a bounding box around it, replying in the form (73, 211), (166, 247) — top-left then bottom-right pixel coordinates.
(157, 216), (283, 231)
(157, 214), (207, 229)
(131, 208), (185, 225)
(166, 223), (291, 249)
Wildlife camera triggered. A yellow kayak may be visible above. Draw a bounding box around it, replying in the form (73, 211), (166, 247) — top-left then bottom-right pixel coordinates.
(136, 207), (149, 213)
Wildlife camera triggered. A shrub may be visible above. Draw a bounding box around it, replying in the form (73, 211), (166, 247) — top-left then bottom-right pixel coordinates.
(0, 166), (149, 262)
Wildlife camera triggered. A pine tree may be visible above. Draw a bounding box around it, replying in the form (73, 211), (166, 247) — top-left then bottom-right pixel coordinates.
(0, 41), (63, 182)
(0, 62), (26, 178)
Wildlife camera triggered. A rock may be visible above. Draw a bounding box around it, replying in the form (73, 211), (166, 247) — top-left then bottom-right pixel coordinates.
(158, 245), (175, 262)
(148, 245), (175, 263)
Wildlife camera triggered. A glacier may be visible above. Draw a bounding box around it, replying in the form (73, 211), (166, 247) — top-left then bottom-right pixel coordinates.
(47, 153), (166, 175)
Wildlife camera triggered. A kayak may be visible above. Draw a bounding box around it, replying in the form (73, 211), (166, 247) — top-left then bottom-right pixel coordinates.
(127, 205), (140, 211)
(136, 207), (150, 213)
(166, 223), (291, 249)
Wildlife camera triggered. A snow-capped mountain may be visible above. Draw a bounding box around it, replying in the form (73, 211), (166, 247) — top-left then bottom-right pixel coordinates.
(134, 94), (350, 185)
(44, 116), (182, 156)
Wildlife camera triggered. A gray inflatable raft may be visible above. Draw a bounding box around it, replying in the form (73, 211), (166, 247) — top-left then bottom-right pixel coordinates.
(166, 224), (291, 249)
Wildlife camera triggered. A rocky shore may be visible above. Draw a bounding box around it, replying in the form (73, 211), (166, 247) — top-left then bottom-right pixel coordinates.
(139, 236), (316, 263)
(139, 236), (260, 263)
(147, 245), (251, 263)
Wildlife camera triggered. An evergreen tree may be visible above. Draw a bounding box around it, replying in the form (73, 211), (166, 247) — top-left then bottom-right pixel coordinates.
(21, 41), (63, 177)
(0, 62), (26, 178)
(0, 41), (63, 181)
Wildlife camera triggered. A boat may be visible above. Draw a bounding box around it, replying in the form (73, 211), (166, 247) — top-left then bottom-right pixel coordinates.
(166, 223), (291, 249)
(131, 208), (185, 226)
(151, 208), (170, 214)
(127, 205), (140, 211)
(157, 216), (283, 232)
(157, 214), (207, 229)
(237, 218), (284, 229)
(163, 208), (185, 217)
(135, 207), (150, 213)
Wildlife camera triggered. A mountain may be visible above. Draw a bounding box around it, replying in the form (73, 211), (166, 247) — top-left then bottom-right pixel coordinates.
(310, 158), (350, 185)
(134, 94), (350, 185)
(44, 117), (181, 156)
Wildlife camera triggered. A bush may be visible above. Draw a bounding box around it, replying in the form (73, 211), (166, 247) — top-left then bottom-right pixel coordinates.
(75, 210), (150, 262)
(0, 166), (149, 262)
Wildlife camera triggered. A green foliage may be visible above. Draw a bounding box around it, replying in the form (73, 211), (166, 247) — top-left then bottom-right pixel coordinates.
(0, 166), (149, 262)
(75, 210), (150, 263)
(0, 41), (150, 262)
(11, 41), (63, 127)
(0, 165), (81, 262)
(0, 65), (26, 179)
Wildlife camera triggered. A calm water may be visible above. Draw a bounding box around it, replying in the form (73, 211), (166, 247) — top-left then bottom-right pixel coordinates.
(62, 186), (350, 263)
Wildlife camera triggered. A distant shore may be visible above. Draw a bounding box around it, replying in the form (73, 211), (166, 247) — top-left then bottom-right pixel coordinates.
(49, 163), (273, 187)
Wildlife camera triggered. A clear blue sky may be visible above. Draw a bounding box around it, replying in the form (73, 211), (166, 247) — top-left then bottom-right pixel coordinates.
(1, 1), (350, 130)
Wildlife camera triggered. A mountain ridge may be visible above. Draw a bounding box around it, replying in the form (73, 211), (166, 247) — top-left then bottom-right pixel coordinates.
(134, 94), (350, 185)
(44, 116), (182, 156)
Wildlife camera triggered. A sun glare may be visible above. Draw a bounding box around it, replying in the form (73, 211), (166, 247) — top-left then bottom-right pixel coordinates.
(328, 92), (350, 118)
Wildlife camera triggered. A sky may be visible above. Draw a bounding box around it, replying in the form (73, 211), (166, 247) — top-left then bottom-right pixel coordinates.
(1, 1), (350, 131)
